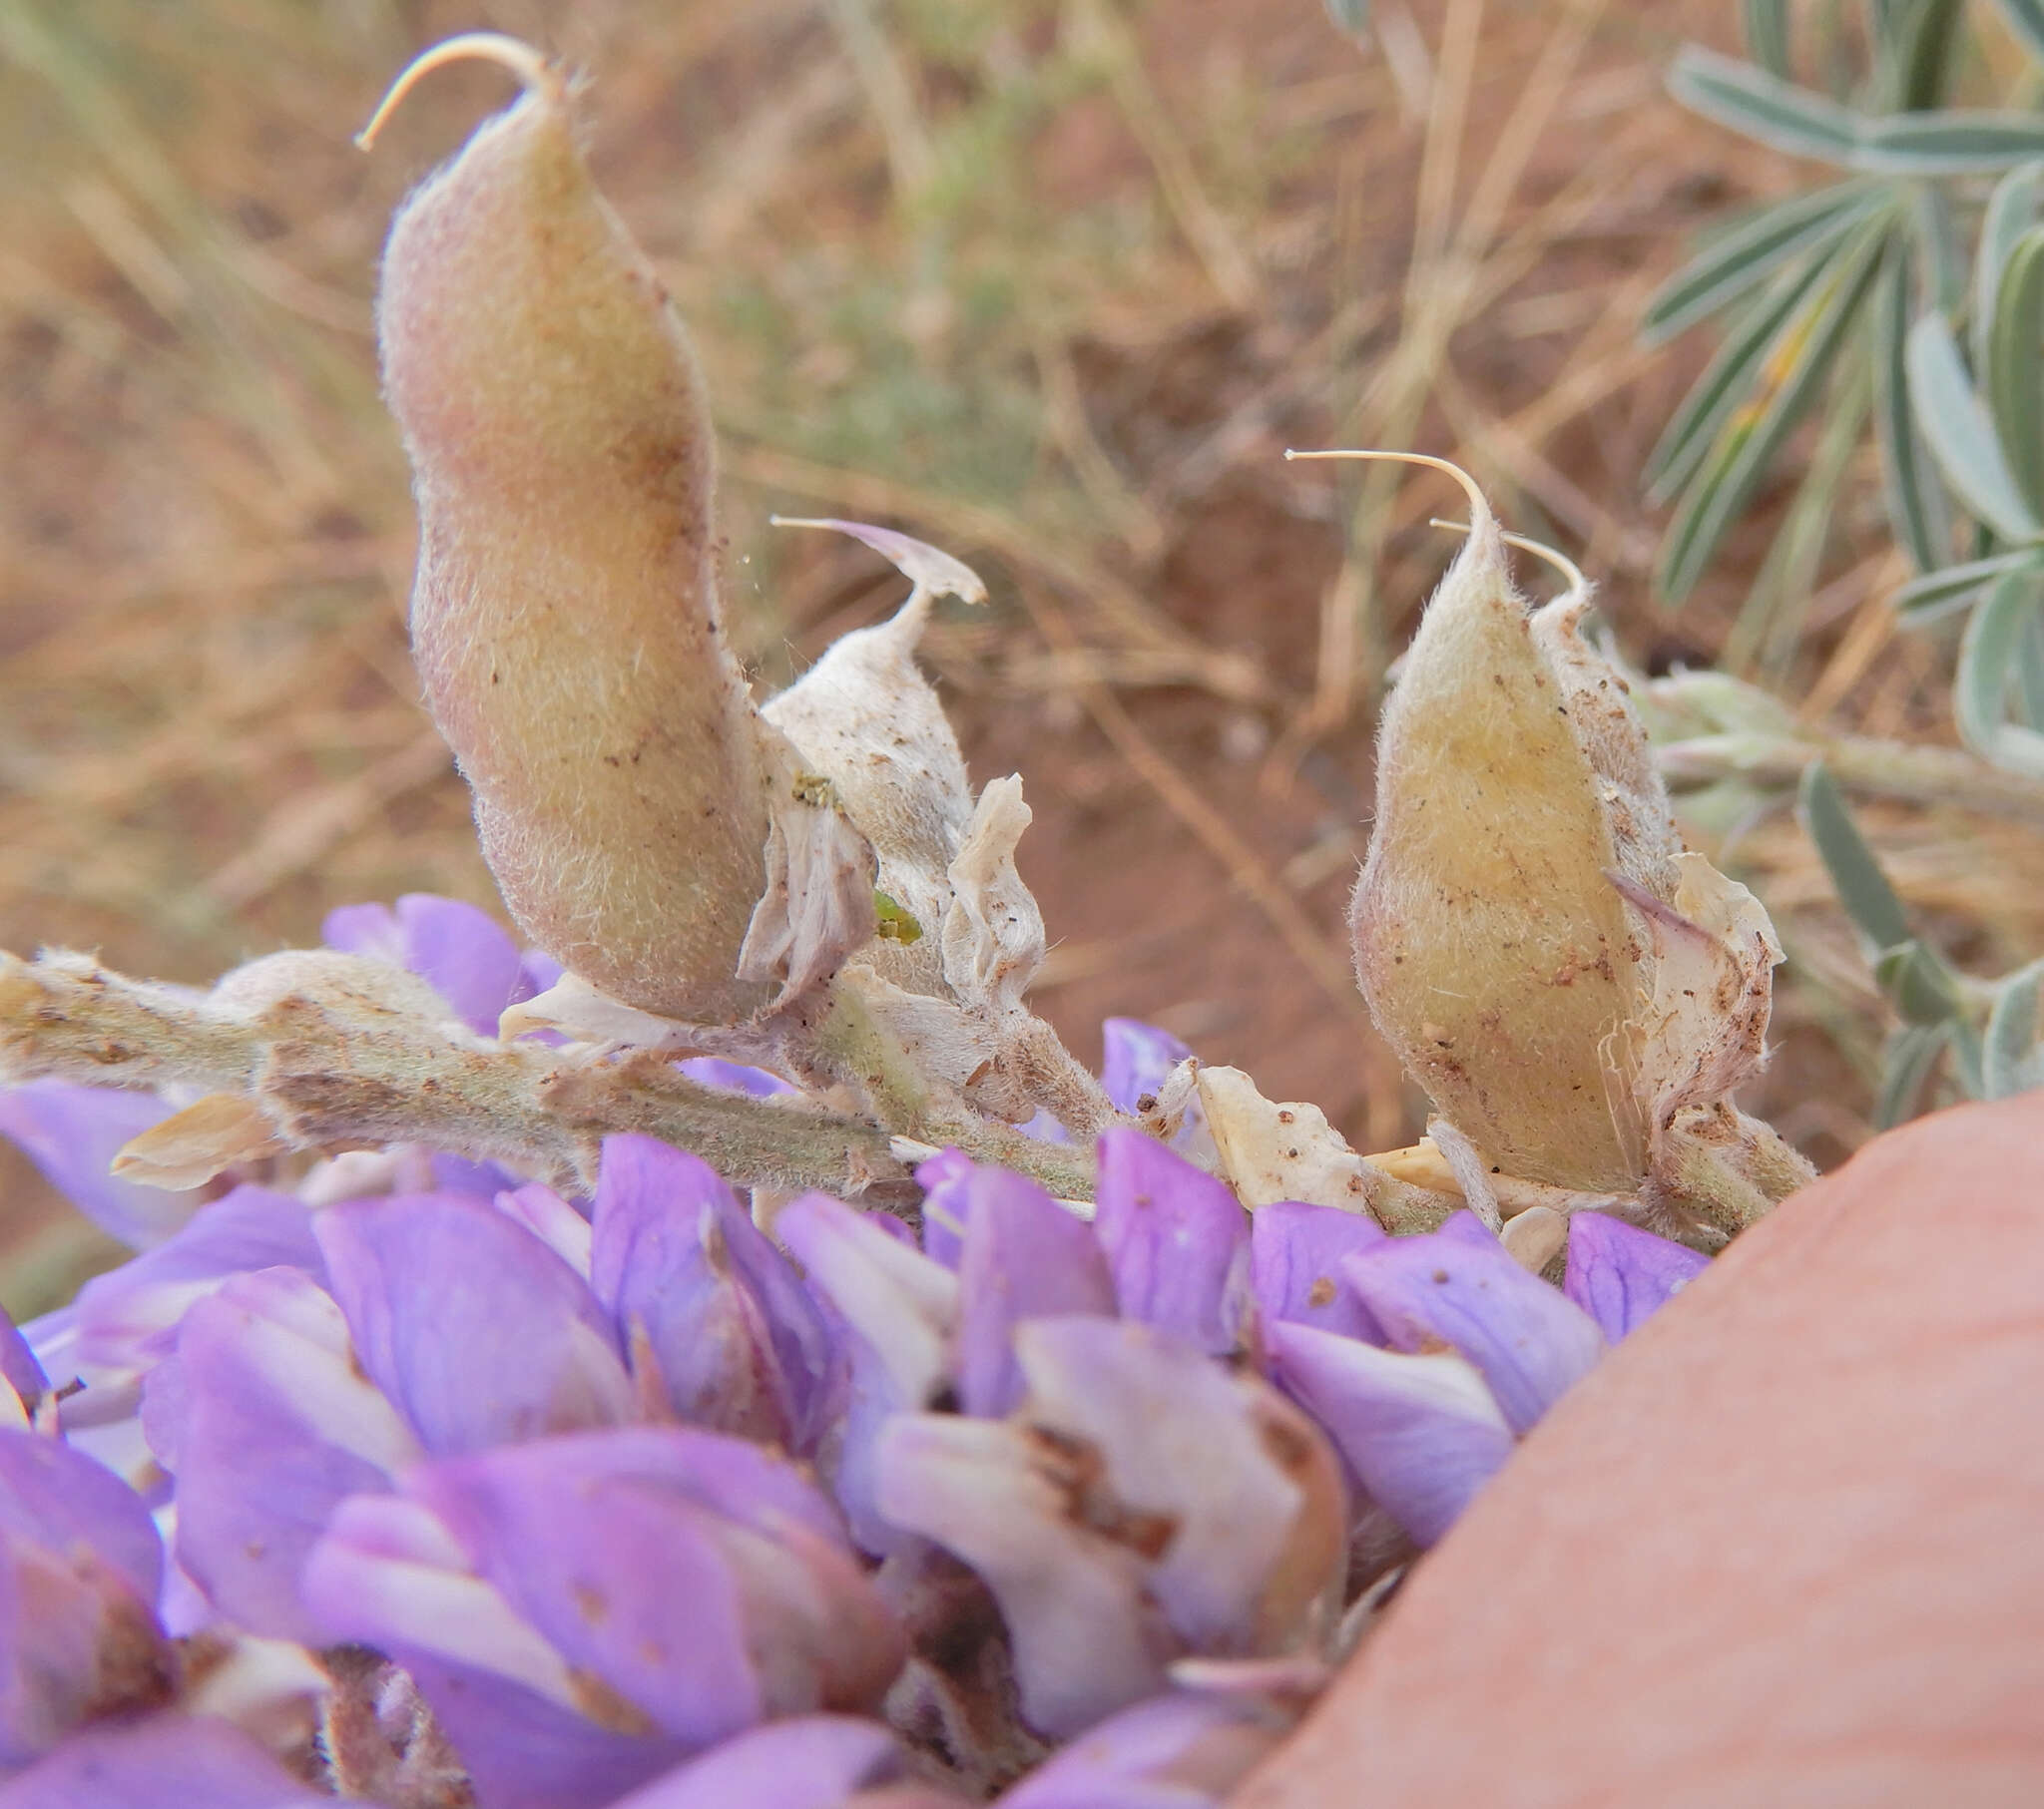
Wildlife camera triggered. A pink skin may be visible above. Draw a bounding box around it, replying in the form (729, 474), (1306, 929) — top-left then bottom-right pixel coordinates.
(1238, 1094), (2044, 1808)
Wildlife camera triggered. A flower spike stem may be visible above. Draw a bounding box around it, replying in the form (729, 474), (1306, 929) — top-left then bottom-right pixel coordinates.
(0, 949), (1098, 1206)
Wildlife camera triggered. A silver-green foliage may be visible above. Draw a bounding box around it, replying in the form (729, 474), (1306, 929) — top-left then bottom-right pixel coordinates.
(1659, 3), (2044, 1114)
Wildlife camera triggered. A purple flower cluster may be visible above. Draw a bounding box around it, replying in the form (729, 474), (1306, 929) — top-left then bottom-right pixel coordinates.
(0, 897), (1709, 1808)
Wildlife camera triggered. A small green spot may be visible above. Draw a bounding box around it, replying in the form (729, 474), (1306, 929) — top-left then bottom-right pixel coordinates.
(873, 891), (923, 944)
(790, 771), (840, 808)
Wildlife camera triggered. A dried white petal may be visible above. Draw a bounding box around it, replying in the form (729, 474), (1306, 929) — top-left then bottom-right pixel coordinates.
(1426, 1117), (1502, 1233)
(1197, 1066), (1381, 1216)
(1498, 1203), (1567, 1273)
(1610, 851), (1782, 1131)
(112, 1093), (285, 1190)
(940, 775), (1045, 1017)
(736, 726), (879, 1003)
(498, 972), (698, 1049)
(763, 521), (985, 997)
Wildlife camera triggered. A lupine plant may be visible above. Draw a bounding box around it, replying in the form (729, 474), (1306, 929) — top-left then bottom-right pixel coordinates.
(0, 29), (1802, 1809)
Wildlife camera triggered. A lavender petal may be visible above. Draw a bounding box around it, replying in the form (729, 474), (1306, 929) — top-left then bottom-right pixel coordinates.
(591, 1135), (833, 1449)
(410, 1428), (904, 1744)
(1341, 1211), (1606, 1434)
(996, 1689), (1288, 1808)
(0, 1428), (162, 1606)
(70, 1185), (320, 1385)
(145, 1268), (419, 1641)
(1099, 1020), (1196, 1115)
(324, 893), (525, 1037)
(1249, 1200), (1388, 1343)
(1267, 1321), (1514, 1548)
(1092, 1131), (1252, 1357)
(607, 1716), (907, 1809)
(315, 1191), (634, 1457)
(303, 1491), (693, 1806)
(913, 1148), (975, 1270)
(0, 1713), (331, 1809)
(0, 1083), (205, 1248)
(777, 1194), (958, 1552)
(954, 1166), (1115, 1419)
(677, 1058), (799, 1100)
(1565, 1210), (1712, 1343)
(1012, 1318), (1345, 1655)
(872, 1412), (1169, 1738)
(0, 1431), (172, 1766)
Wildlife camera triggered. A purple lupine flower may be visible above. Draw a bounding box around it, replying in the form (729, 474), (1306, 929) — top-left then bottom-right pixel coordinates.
(314, 1191), (635, 1457)
(1102, 1018), (1210, 1155)
(306, 1429), (905, 1801)
(323, 892), (534, 1038)
(590, 1134), (834, 1450)
(64, 1185), (321, 1388)
(493, 1182), (595, 1278)
(304, 1492), (685, 1809)
(776, 1194), (957, 1553)
(1265, 1322), (1515, 1548)
(0, 1082), (206, 1247)
(874, 1317), (1344, 1738)
(519, 946), (565, 995)
(994, 1688), (1290, 1808)
(0, 1712), (331, 1808)
(1010, 1320), (1343, 1654)
(1250, 1200), (1389, 1343)
(1099, 1019), (1195, 1114)
(871, 1410), (1165, 1736)
(952, 1164), (1115, 1419)
(1341, 1209), (1605, 1435)
(408, 1429), (905, 1732)
(1013, 1107), (1075, 1145)
(604, 1715), (913, 1809)
(677, 1057), (799, 1100)
(0, 1429), (173, 1770)
(1092, 1131), (1252, 1357)
(913, 1148), (975, 1270)
(1565, 1210), (1712, 1342)
(142, 1267), (421, 1642)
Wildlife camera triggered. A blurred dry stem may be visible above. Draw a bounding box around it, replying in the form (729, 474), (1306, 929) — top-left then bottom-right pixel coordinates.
(4, 0), (2039, 1289)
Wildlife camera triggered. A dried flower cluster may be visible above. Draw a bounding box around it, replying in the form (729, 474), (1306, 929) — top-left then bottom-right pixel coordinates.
(0, 32), (1807, 1809)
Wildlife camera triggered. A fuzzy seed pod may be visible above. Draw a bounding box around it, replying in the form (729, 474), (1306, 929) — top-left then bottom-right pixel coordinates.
(1305, 452), (1807, 1224)
(367, 37), (777, 1024)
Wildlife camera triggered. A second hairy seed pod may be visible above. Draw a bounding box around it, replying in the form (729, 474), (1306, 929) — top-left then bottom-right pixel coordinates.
(1303, 451), (1806, 1228)
(369, 38), (774, 1024)
(1343, 457), (1652, 1193)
